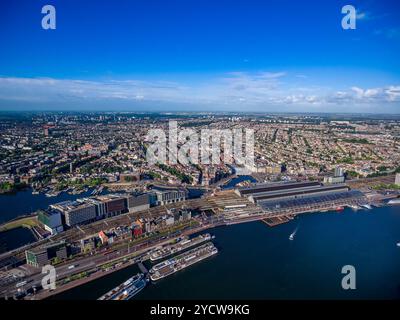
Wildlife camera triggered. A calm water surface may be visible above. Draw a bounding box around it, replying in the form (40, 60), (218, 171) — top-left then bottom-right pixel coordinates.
(52, 206), (400, 300)
(0, 188), (105, 224)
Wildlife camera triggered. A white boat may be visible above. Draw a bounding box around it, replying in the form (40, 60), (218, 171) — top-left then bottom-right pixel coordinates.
(289, 227), (298, 241)
(388, 199), (400, 205)
(361, 204), (372, 210)
(349, 204), (360, 211)
(396, 242), (400, 247)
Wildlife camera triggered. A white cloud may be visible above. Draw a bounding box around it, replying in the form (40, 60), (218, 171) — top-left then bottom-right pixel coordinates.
(385, 86), (400, 102)
(356, 11), (371, 21)
(351, 86), (382, 99)
(0, 74), (399, 113)
(374, 28), (400, 39)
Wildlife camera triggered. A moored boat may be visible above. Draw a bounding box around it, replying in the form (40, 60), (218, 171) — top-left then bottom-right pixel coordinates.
(388, 199), (400, 205)
(98, 273), (146, 300)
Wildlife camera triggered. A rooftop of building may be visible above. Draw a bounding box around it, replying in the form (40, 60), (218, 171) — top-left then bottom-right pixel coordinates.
(252, 184), (350, 202)
(51, 200), (94, 211)
(93, 194), (126, 201)
(38, 208), (61, 217)
(27, 240), (66, 254)
(151, 185), (187, 192)
(237, 181), (321, 195)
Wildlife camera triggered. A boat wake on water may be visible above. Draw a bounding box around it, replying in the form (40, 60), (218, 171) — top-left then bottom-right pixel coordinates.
(289, 226), (299, 241)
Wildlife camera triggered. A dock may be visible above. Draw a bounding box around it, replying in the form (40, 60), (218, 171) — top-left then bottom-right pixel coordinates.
(262, 215), (294, 227)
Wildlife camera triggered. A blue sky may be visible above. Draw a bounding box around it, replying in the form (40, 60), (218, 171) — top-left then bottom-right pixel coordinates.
(0, 0), (400, 113)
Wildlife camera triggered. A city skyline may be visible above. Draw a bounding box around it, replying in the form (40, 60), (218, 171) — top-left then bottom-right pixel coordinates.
(1, 0), (400, 113)
(2, 0), (400, 306)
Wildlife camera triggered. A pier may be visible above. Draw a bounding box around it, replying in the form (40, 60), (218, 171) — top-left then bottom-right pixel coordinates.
(262, 215), (294, 227)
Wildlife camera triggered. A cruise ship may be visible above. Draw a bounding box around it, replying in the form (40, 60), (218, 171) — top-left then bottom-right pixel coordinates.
(151, 257), (177, 272)
(98, 273), (147, 300)
(149, 242), (218, 281)
(149, 233), (213, 261)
